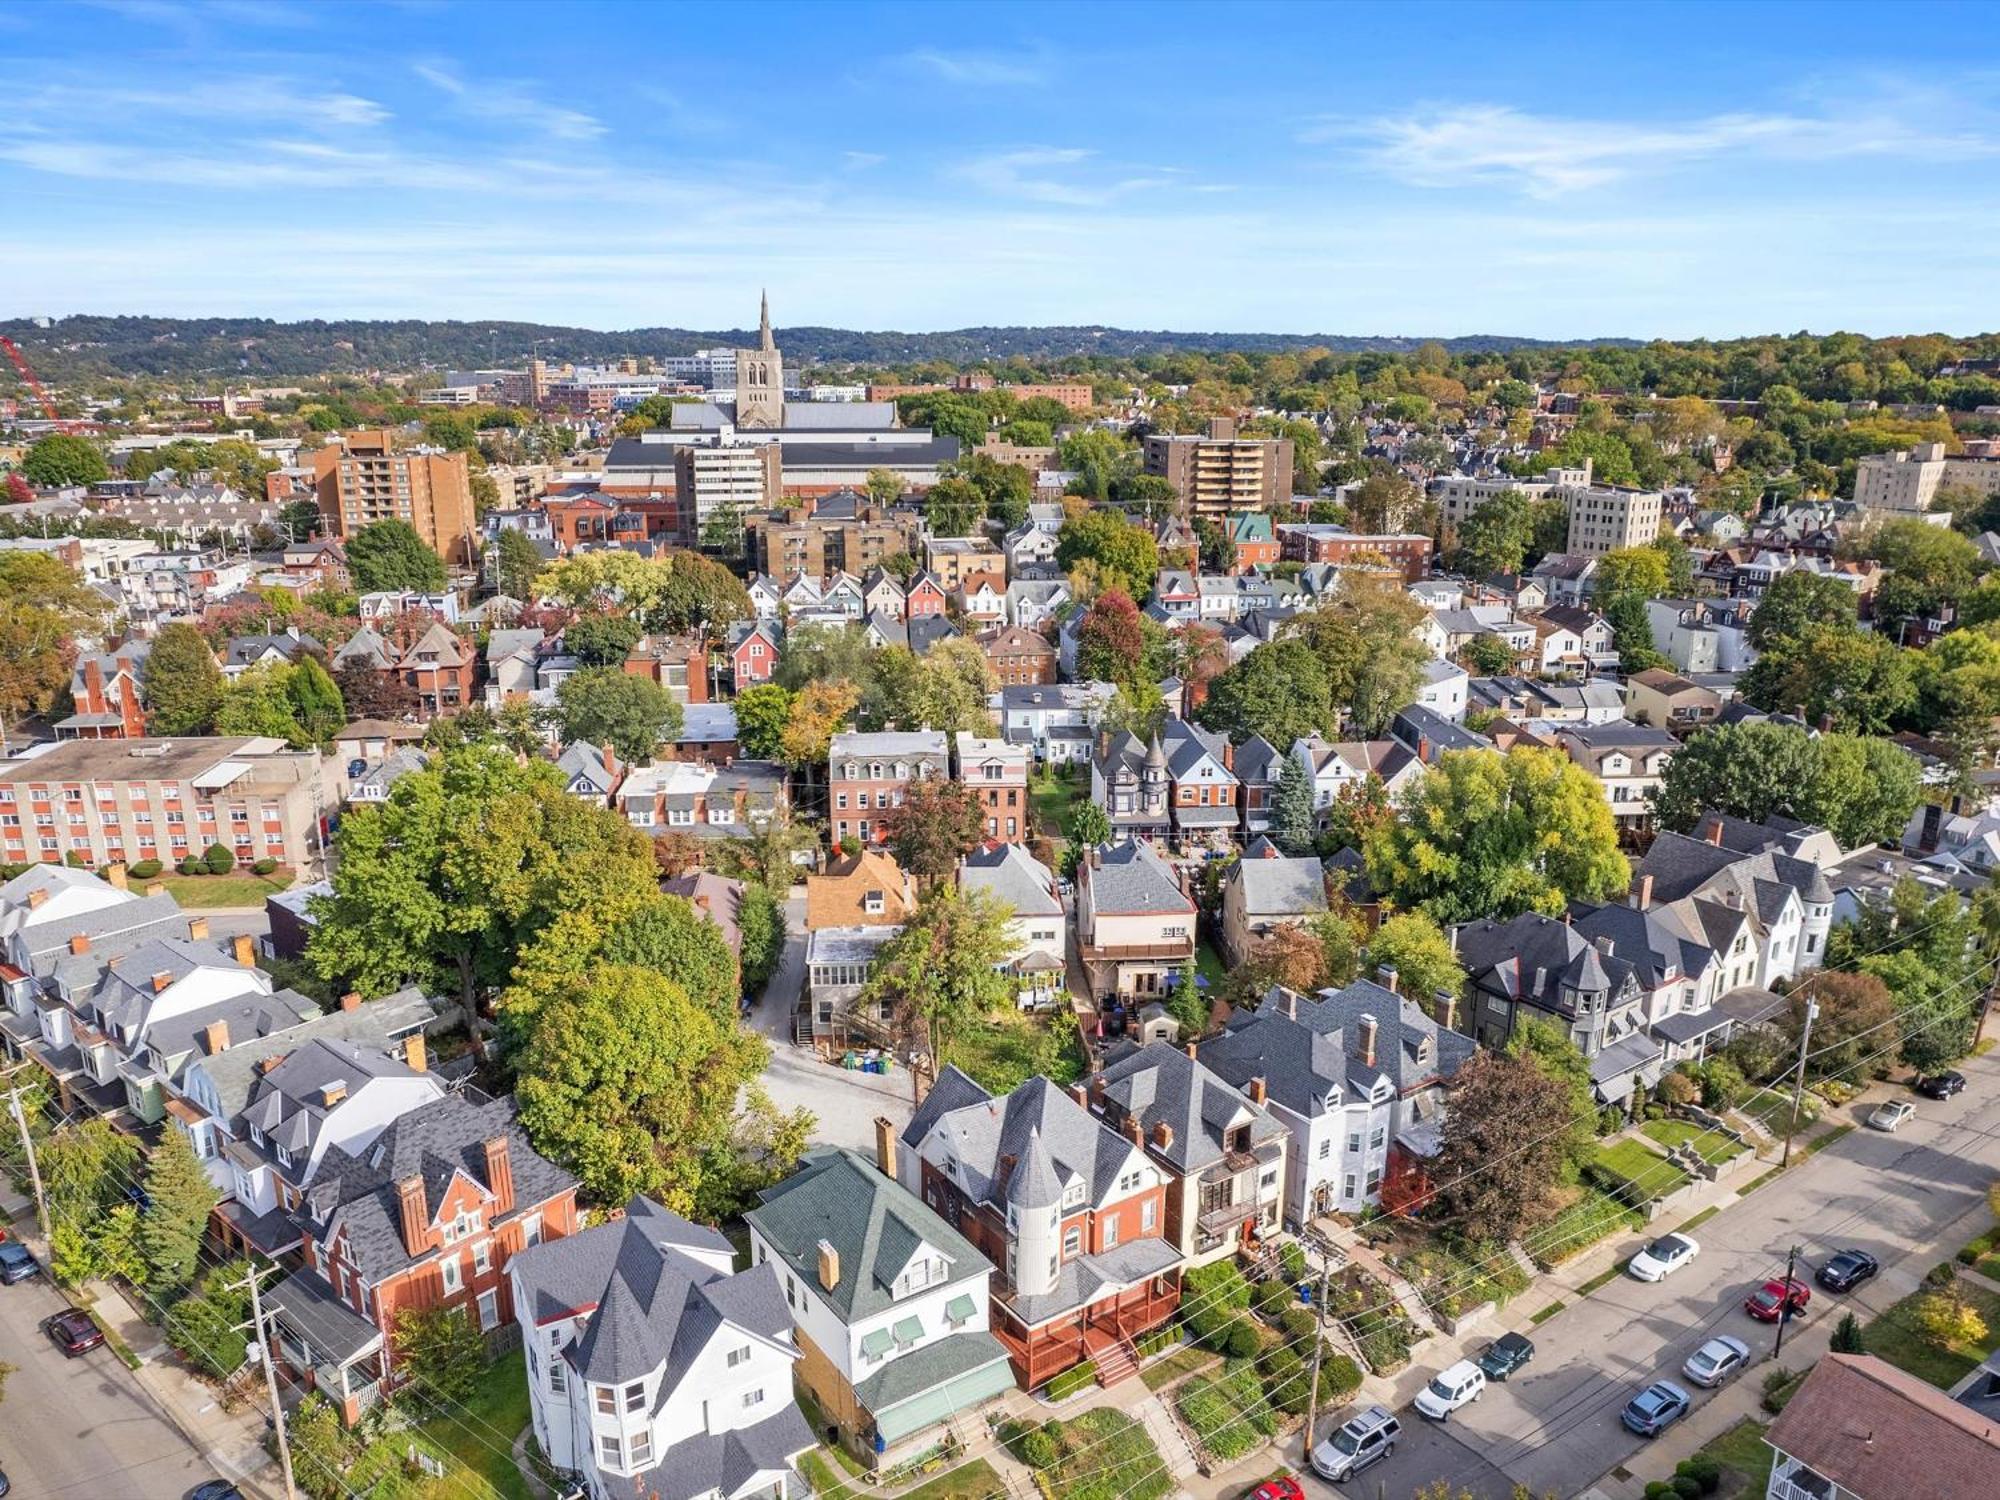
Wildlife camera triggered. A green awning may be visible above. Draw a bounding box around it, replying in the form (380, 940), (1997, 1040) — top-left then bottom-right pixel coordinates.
(892, 1315), (924, 1345)
(860, 1328), (894, 1358)
(945, 1294), (977, 1325)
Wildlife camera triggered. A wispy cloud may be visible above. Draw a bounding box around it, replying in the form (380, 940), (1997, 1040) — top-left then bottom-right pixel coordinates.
(412, 60), (605, 141)
(1316, 101), (2000, 197)
(897, 46), (1046, 87)
(842, 151), (886, 171)
(952, 147), (1179, 205)
(16, 76), (388, 130)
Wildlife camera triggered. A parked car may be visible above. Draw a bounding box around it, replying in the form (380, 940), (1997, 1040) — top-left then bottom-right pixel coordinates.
(1414, 1359), (1487, 1420)
(0, 1240), (38, 1284)
(0, 1460), (10, 1496)
(1817, 1249), (1881, 1293)
(1310, 1405), (1401, 1482)
(43, 1307), (104, 1357)
(1477, 1331), (1536, 1381)
(189, 1483), (245, 1500)
(1868, 1100), (1915, 1132)
(1628, 1232), (1701, 1283)
(1683, 1334), (1751, 1389)
(1248, 1480), (1305, 1500)
(1746, 1276), (1812, 1322)
(1621, 1381), (1692, 1437)
(1916, 1071), (1966, 1100)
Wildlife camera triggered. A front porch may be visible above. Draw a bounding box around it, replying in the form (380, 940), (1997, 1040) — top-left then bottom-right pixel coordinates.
(266, 1270), (388, 1426)
(992, 1263), (1181, 1391)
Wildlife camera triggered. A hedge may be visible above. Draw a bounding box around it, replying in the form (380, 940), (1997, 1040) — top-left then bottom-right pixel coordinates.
(1136, 1326), (1181, 1358)
(128, 859), (163, 879)
(1046, 1360), (1098, 1401)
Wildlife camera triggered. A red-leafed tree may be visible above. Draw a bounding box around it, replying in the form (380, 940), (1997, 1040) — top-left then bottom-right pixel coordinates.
(879, 779), (986, 886)
(1076, 587), (1147, 686)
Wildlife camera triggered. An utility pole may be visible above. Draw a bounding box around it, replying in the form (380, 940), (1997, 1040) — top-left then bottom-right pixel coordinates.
(1302, 1232), (1337, 1456)
(1773, 1243), (1801, 1360)
(4, 1072), (50, 1239)
(238, 1261), (300, 1500)
(1780, 996), (1819, 1169)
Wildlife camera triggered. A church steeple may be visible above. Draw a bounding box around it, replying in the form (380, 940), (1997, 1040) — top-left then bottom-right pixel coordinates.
(758, 289), (774, 351)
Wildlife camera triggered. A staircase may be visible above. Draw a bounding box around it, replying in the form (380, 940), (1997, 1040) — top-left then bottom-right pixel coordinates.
(1134, 1393), (1201, 1481)
(1091, 1334), (1139, 1388)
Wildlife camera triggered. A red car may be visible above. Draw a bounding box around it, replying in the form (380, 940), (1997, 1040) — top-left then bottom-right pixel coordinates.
(1746, 1277), (1812, 1322)
(1250, 1481), (1307, 1500)
(43, 1307), (105, 1357)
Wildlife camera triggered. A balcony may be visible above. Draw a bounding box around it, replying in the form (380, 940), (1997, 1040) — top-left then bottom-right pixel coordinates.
(1078, 939), (1195, 962)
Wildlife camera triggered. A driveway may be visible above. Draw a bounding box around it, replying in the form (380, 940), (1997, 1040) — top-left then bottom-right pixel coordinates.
(746, 890), (912, 1152)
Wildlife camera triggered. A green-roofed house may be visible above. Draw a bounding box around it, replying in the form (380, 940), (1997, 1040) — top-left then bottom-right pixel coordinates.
(744, 1138), (1013, 1469)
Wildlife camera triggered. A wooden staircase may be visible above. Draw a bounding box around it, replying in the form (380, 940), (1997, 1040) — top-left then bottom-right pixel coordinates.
(1086, 1330), (1139, 1387)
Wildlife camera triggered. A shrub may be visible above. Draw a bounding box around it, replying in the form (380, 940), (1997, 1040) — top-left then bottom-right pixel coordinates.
(1672, 1477), (1702, 1500)
(63, 850), (90, 868)
(1279, 1241), (1308, 1282)
(1686, 1056), (1745, 1110)
(1676, 1455), (1723, 1495)
(1256, 1341), (1309, 1414)
(1045, 1360), (1099, 1401)
(177, 856), (204, 876)
(1253, 1278), (1293, 1320)
(1278, 1306), (1317, 1342)
(1176, 1365), (1276, 1462)
(1915, 1287), (1988, 1350)
(1136, 1326), (1180, 1358)
(1925, 1260), (1959, 1288)
(1644, 1484), (1678, 1500)
(129, 858), (163, 879)
(1319, 1351), (1363, 1400)
(1219, 1317), (1261, 1359)
(1183, 1258), (1253, 1312)
(251, 857), (279, 875)
(1014, 1424), (1059, 1470)
(1657, 1070), (1700, 1108)
(203, 842), (235, 875)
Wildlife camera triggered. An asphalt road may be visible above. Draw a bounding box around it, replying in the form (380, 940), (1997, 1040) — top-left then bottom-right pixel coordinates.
(0, 1268), (217, 1500)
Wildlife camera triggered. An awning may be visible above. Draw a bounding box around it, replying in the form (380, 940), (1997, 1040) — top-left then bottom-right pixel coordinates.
(859, 1327), (894, 1359)
(945, 1294), (977, 1325)
(892, 1315), (924, 1345)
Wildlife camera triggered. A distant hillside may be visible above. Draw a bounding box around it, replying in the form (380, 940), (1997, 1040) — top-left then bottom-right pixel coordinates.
(0, 314), (1637, 383)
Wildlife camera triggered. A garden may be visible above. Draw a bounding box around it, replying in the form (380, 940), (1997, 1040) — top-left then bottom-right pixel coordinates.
(1522, 1185), (1645, 1269)
(943, 1008), (1085, 1094)
(1389, 1238), (1532, 1323)
(1002, 1408), (1173, 1500)
(1641, 1118), (1748, 1167)
(1861, 1268), (2000, 1389)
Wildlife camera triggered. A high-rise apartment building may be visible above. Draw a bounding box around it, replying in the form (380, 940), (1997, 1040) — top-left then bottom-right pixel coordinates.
(311, 429), (477, 566)
(1142, 418), (1294, 519)
(1853, 442), (2000, 513)
(671, 430), (780, 546)
(1564, 484), (1665, 556)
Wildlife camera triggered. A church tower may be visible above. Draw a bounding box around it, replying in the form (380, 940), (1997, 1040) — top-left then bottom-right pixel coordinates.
(733, 289), (785, 429)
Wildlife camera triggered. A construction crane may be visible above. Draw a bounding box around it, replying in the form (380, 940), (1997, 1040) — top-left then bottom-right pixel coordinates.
(0, 335), (77, 429)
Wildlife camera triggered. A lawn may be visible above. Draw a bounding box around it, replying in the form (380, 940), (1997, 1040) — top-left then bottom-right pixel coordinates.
(1524, 1186), (1644, 1269)
(1029, 769), (1085, 842)
(1862, 1279), (2000, 1389)
(1642, 1118), (1747, 1166)
(1587, 1137), (1693, 1207)
(1689, 1417), (1777, 1499)
(160, 868), (295, 908)
(799, 1452), (1000, 1500)
(1140, 1343), (1219, 1391)
(944, 1008), (1084, 1093)
(1195, 940), (1229, 989)
(1010, 1407), (1172, 1500)
(409, 1355), (534, 1500)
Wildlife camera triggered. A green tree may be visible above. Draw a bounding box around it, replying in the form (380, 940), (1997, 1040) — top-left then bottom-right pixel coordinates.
(1740, 624), (1916, 732)
(651, 551), (751, 635)
(165, 1266), (252, 1379)
(142, 621), (225, 735)
(737, 882), (788, 992)
(880, 778), (986, 885)
(492, 527), (545, 601)
(1057, 509), (1159, 600)
(1198, 638), (1333, 749)
(861, 886), (1015, 1075)
(1271, 755), (1317, 856)
(1602, 590), (1668, 672)
(1452, 491), (1534, 578)
(285, 655), (346, 746)
(563, 610), (644, 668)
(1830, 1311), (1866, 1354)
(1748, 570), (1857, 647)
(553, 667), (683, 763)
(598, 895), (739, 1018)
(924, 476), (985, 537)
(733, 682), (793, 760)
(22, 434), (107, 487)
(137, 1128), (220, 1293)
(346, 519), (447, 592)
(1061, 800), (1112, 878)
(0, 552), (110, 739)
(1287, 576), (1432, 733)
(515, 963), (766, 1209)
(213, 663), (305, 743)
(1593, 545), (1671, 600)
(1649, 721), (1920, 849)
(392, 1305), (486, 1407)
(1364, 912), (1466, 1016)
(1364, 746), (1629, 923)
(1505, 1018), (1599, 1172)
(865, 467), (904, 507)
(862, 638), (996, 734)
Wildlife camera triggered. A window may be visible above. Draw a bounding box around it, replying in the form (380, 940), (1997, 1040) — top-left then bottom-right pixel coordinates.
(1141, 1198), (1156, 1231)
(1318, 1140), (1331, 1160)
(742, 1387), (766, 1410)
(726, 1344), (752, 1368)
(472, 1240), (491, 1273)
(441, 1256), (461, 1294)
(1369, 1126), (1386, 1151)
(599, 1435), (622, 1468)
(476, 1288), (499, 1331)
(596, 1385), (618, 1415)
(1062, 1226), (1081, 1259)
(628, 1432), (652, 1467)
(1347, 1131), (1362, 1153)
(624, 1380), (646, 1412)
(522, 1213), (542, 1247)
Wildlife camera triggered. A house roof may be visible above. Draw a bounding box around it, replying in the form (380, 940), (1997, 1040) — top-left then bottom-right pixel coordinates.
(915, 1075), (1137, 1214)
(959, 842), (1060, 919)
(1080, 839), (1193, 918)
(1094, 1041), (1286, 1174)
(1767, 1354), (2000, 1500)
(1229, 854), (1328, 919)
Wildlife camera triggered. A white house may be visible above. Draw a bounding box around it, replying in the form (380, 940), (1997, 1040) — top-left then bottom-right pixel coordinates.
(959, 843), (1065, 1008)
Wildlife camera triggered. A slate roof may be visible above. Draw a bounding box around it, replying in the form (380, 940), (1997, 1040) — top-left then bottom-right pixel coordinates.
(198, 986), (436, 1120)
(1080, 839), (1192, 918)
(907, 614), (959, 655)
(237, 1035), (432, 1169)
(1005, 1235), (1181, 1327)
(959, 843), (1060, 919)
(916, 1075), (1137, 1214)
(748, 1148), (992, 1322)
(1456, 912), (1640, 1018)
(331, 626), (395, 671)
(899, 1065), (992, 1152)
(591, 1407), (813, 1500)
(1268, 979), (1474, 1090)
(1094, 1041), (1286, 1174)
(1230, 853), (1328, 918)
(557, 740), (613, 794)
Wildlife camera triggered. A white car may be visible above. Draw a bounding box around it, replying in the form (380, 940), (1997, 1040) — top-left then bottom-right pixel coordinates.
(1628, 1232), (1701, 1283)
(1412, 1359), (1487, 1421)
(1869, 1100), (1915, 1132)
(1683, 1334), (1750, 1389)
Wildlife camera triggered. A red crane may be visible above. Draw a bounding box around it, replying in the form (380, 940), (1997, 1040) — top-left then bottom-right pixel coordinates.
(0, 335), (74, 428)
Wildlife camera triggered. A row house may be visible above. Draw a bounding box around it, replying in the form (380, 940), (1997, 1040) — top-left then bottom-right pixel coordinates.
(747, 1141), (1012, 1467)
(1292, 736), (1420, 828)
(514, 1196), (813, 1500)
(957, 576), (1007, 625)
(267, 1090), (581, 1424)
(954, 734), (1031, 842)
(829, 731), (949, 848)
(1200, 980), (1473, 1220)
(616, 759), (788, 840)
(1762, 1353), (2000, 1500)
(1528, 553), (1599, 605)
(622, 632), (710, 704)
(1414, 657), (1471, 723)
(1074, 839), (1196, 1003)
(1089, 1041), (1288, 1264)
(959, 842), (1065, 1009)
(896, 1073), (1181, 1390)
(1007, 578), (1072, 633)
(1635, 823), (1835, 988)
(1465, 675), (1626, 726)
(860, 611), (958, 656)
(862, 568), (909, 620)
(1523, 606), (1618, 675)
(1417, 605), (1537, 665)
(278, 539), (350, 593)
(399, 621), (476, 714)
(801, 925), (901, 1051)
(998, 682), (1117, 766)
(1234, 736), (1285, 836)
(976, 624), (1057, 687)
(1090, 720), (1239, 844)
(1219, 839), (1329, 965)
(1003, 522), (1060, 576)
(1552, 720), (1679, 831)
(57, 643), (151, 740)
(223, 627), (323, 678)
(729, 619), (783, 687)
(1624, 669), (1724, 732)
(358, 591), (460, 625)
(1645, 597), (1757, 676)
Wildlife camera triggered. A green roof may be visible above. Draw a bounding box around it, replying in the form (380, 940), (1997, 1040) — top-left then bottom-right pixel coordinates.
(856, 1330), (1015, 1442)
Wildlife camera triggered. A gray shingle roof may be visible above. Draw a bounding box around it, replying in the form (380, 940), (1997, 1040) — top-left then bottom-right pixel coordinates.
(959, 843), (1060, 919)
(1081, 840), (1192, 918)
(1230, 854), (1328, 918)
(917, 1075), (1136, 1211)
(1095, 1041), (1286, 1173)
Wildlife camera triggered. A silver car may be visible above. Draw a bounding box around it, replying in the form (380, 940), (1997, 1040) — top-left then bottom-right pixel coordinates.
(1683, 1334), (1750, 1388)
(1869, 1100), (1915, 1132)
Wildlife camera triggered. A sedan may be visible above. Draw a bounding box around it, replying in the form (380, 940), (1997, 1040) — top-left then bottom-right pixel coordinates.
(1621, 1380), (1692, 1438)
(1746, 1277), (1812, 1323)
(1683, 1334), (1751, 1389)
(1869, 1100), (1915, 1132)
(1628, 1232), (1701, 1283)
(1248, 1481), (1305, 1500)
(1817, 1249), (1881, 1293)
(43, 1307), (105, 1357)
(1916, 1071), (1967, 1100)
(1478, 1331), (1536, 1381)
(0, 1240), (38, 1284)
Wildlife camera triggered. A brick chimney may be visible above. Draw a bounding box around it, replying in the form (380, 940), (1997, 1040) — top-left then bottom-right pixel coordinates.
(816, 1238), (841, 1291)
(1631, 873), (1654, 910)
(1183, 1041), (1197, 1060)
(83, 655), (106, 710)
(1378, 965), (1400, 995)
(321, 1082), (347, 1107)
(1707, 820), (1724, 847)
(232, 934), (255, 966)
(601, 744), (618, 780)
(1121, 1114), (1142, 1146)
(1151, 1120), (1175, 1151)
(396, 1175), (430, 1254)
(403, 1034), (427, 1073)
(1248, 1076), (1268, 1106)
(105, 863), (128, 891)
(1088, 1075), (1107, 1107)
(26, 888), (47, 910)
(1354, 1014), (1378, 1069)
(1066, 1081), (1088, 1109)
(187, 916), (210, 941)
(1436, 991), (1459, 1033)
(144, 881), (165, 898)
(68, 932), (90, 956)
(873, 1115), (897, 1181)
(339, 991), (361, 1013)
(152, 970), (174, 993)
(483, 1135), (515, 1217)
(203, 1018), (230, 1053)
(996, 1152), (1017, 1194)
(1284, 989), (1299, 1020)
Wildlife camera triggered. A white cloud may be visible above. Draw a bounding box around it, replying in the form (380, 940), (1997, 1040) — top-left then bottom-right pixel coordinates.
(412, 59), (605, 141)
(951, 147), (1178, 205)
(897, 47), (1044, 87)
(842, 151), (886, 170)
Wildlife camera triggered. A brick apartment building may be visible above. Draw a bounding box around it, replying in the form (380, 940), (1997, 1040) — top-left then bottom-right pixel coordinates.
(754, 503), (921, 580)
(977, 624), (1057, 686)
(1142, 419), (1294, 520)
(1276, 524), (1434, 582)
(828, 731), (949, 847)
(311, 429), (478, 566)
(954, 734), (1031, 842)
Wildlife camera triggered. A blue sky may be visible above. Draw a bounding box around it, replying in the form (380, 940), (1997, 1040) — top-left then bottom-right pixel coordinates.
(3, 0), (1997, 339)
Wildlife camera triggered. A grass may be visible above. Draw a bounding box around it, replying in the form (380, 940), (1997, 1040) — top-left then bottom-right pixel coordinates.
(1524, 1187), (1644, 1269)
(1677, 1204), (1723, 1235)
(1141, 1344), (1219, 1391)
(1740, 1167), (1784, 1196)
(1010, 1407), (1173, 1500)
(408, 1355), (533, 1500)
(1175, 1362), (1277, 1464)
(1642, 1118), (1747, 1165)
(1690, 1416), (1777, 1499)
(1862, 1280), (2000, 1390)
(1029, 769), (1085, 841)
(1395, 1241), (1532, 1319)
(1801, 1122), (1856, 1158)
(1195, 940), (1229, 989)
(1575, 1262), (1629, 1299)
(1529, 1299), (1566, 1325)
(944, 1008), (1084, 1094)
(799, 1452), (1001, 1500)
(1586, 1137), (1693, 1206)
(158, 868), (295, 907)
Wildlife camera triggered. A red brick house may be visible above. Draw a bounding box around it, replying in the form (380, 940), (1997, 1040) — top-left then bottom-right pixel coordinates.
(539, 493), (617, 550)
(896, 1072), (1181, 1390)
(280, 540), (350, 593)
(730, 620), (780, 687)
(977, 624), (1057, 687)
(397, 622), (475, 715)
(906, 573), (948, 617)
(58, 647), (149, 739)
(624, 632), (710, 704)
(828, 730), (949, 847)
(265, 1090), (580, 1424)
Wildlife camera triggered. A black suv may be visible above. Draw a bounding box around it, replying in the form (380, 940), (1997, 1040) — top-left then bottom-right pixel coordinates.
(1916, 1071), (1967, 1100)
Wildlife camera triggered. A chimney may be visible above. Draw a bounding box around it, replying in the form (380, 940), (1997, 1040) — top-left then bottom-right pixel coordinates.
(26, 888), (47, 910)
(1354, 1013), (1378, 1068)
(1707, 820), (1724, 847)
(404, 1033), (427, 1073)
(1418, 734), (1433, 764)
(816, 1238), (841, 1291)
(1284, 989), (1299, 1020)
(187, 916), (210, 941)
(1631, 873), (1654, 910)
(1222, 741), (1234, 772)
(1184, 1041), (1198, 1060)
(396, 1175), (429, 1254)
(601, 744), (617, 780)
(105, 863), (128, 891)
(873, 1115), (898, 1180)
(483, 1135), (515, 1216)
(1121, 1114), (1143, 1146)
(232, 933), (255, 967)
(84, 654), (106, 708)
(320, 1082), (347, 1108)
(203, 1018), (230, 1053)
(1089, 846), (1102, 870)
(1067, 1081), (1088, 1109)
(695, 893), (710, 911)
(1437, 991), (1458, 1033)
(1377, 964), (1400, 995)
(258, 1053), (287, 1075)
(152, 970), (174, 993)
(1088, 1075), (1107, 1107)
(145, 881), (165, 898)
(68, 932), (90, 955)
(1151, 1120), (1175, 1151)
(1248, 1076), (1268, 1106)
(339, 991), (361, 1013)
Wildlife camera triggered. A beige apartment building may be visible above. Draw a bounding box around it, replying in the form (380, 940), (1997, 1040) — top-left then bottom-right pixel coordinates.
(1564, 484), (1664, 556)
(672, 432), (780, 545)
(1853, 442), (2000, 513)
(311, 429), (478, 565)
(0, 737), (323, 873)
(1143, 418), (1295, 519)
(754, 504), (920, 579)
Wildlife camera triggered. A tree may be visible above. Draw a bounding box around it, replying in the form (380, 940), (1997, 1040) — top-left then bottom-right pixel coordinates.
(514, 964), (766, 1209)
(1429, 1049), (1579, 1241)
(137, 1128), (219, 1293)
(1198, 639), (1334, 749)
(492, 527), (545, 601)
(1748, 570), (1857, 647)
(1237, 925), (1332, 997)
(392, 1305), (486, 1407)
(779, 679), (861, 784)
(774, 622), (876, 692)
(1740, 624), (1916, 733)
(553, 667), (683, 764)
(1830, 1311), (1866, 1354)
(346, 519), (446, 592)
(1914, 1285), (1987, 1352)
(1505, 1018), (1598, 1172)
(1790, 970), (1898, 1080)
(1061, 800), (1111, 877)
(651, 551), (751, 635)
(335, 660), (418, 720)
(0, 552), (109, 737)
(865, 467), (903, 507)
(1592, 546), (1671, 600)
(1364, 747), (1629, 923)
(1057, 509), (1158, 601)
(733, 682), (792, 760)
(1452, 491), (1534, 578)
(953, 451), (1034, 529)
(863, 639), (996, 734)
(1076, 588), (1149, 687)
(1460, 634), (1516, 676)
(924, 476), (984, 537)
(1648, 722), (1920, 849)
(1346, 471), (1421, 533)
(1602, 590), (1668, 672)
(598, 895), (738, 1017)
(1287, 576), (1432, 733)
(1364, 912), (1466, 1016)
(22, 434), (107, 487)
(285, 655), (346, 746)
(563, 609), (644, 668)
(142, 621), (225, 735)
(880, 778), (986, 885)
(4, 471), (33, 504)
(861, 886), (1015, 1073)
(737, 883), (788, 992)
(1271, 756), (1317, 855)
(204, 842), (236, 873)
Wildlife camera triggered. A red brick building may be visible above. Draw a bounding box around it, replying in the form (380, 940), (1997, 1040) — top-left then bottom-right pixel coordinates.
(58, 647), (149, 739)
(1276, 524), (1434, 582)
(397, 621), (475, 715)
(624, 632), (710, 704)
(828, 730), (949, 847)
(977, 624), (1057, 687)
(539, 493), (618, 550)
